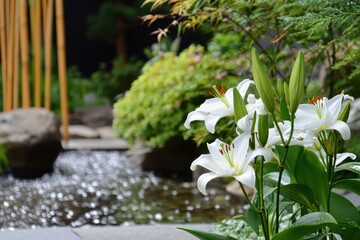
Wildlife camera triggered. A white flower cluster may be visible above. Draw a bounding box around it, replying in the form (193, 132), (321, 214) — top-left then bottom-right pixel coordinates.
(184, 79), (356, 195)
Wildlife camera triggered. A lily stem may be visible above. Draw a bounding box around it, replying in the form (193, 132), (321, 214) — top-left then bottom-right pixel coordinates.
(238, 181), (258, 212)
(257, 156), (270, 240)
(275, 115), (295, 234)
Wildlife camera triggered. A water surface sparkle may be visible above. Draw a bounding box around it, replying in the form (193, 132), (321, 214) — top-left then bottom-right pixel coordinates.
(0, 151), (244, 229)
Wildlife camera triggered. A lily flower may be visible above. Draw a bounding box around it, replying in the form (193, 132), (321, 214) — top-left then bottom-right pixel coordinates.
(295, 94), (353, 140)
(184, 79), (253, 133)
(315, 148), (356, 168)
(266, 121), (317, 148)
(190, 135), (272, 195)
(335, 152), (357, 166)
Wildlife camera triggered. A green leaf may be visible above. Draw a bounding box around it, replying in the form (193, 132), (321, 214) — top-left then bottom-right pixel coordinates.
(294, 149), (329, 209)
(280, 99), (291, 121)
(335, 162), (360, 175)
(280, 184), (319, 211)
(272, 212), (337, 240)
(276, 145), (304, 182)
(233, 88), (247, 123)
(329, 192), (360, 238)
(245, 206), (260, 234)
(333, 179), (360, 196)
(303, 233), (326, 240)
(178, 228), (237, 240)
(329, 192), (360, 225)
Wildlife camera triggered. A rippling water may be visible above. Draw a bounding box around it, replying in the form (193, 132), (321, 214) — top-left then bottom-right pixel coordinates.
(0, 151), (244, 229)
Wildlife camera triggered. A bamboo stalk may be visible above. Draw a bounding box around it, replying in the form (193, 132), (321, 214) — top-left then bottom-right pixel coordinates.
(55, 0), (69, 141)
(6, 0), (15, 111)
(13, 0), (19, 109)
(30, 0), (42, 107)
(0, 0), (8, 111)
(41, 0), (47, 32)
(19, 0), (30, 108)
(44, 0), (53, 110)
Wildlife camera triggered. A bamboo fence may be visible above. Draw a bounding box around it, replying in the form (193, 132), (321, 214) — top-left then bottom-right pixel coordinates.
(0, 0), (69, 141)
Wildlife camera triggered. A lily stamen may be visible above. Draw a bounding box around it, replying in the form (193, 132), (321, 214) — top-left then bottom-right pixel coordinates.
(209, 85), (230, 108)
(308, 96), (324, 118)
(219, 143), (234, 167)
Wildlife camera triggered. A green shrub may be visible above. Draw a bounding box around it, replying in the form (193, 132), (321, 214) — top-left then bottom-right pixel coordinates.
(113, 45), (240, 148)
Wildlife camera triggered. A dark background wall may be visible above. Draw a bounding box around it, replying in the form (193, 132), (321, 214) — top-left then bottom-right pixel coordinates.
(63, 0), (210, 77)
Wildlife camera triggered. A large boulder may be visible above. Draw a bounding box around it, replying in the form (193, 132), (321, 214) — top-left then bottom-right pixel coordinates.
(0, 108), (63, 178)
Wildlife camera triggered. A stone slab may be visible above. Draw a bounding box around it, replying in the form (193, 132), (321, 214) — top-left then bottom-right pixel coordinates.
(62, 139), (129, 150)
(73, 224), (213, 240)
(0, 227), (80, 240)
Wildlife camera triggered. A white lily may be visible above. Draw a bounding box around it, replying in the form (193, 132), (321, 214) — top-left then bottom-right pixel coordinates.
(190, 135), (272, 195)
(335, 152), (357, 166)
(184, 79), (254, 133)
(266, 121), (317, 148)
(236, 93), (266, 135)
(316, 148), (356, 168)
(295, 94), (353, 140)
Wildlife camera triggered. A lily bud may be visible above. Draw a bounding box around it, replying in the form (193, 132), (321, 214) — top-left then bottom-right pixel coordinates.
(258, 114), (269, 147)
(289, 51), (305, 114)
(233, 88), (248, 122)
(277, 79), (285, 103)
(338, 102), (351, 122)
(251, 48), (276, 113)
(284, 82), (290, 106)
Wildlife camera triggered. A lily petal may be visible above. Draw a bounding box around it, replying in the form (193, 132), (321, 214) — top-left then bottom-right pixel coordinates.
(184, 111), (207, 129)
(328, 120), (351, 140)
(249, 148), (273, 162)
(234, 166), (256, 190)
(190, 154), (227, 173)
(233, 135), (250, 167)
(197, 172), (224, 195)
(336, 152), (357, 166)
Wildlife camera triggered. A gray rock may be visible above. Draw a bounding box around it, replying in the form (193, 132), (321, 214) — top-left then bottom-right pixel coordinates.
(127, 138), (200, 178)
(75, 104), (113, 128)
(62, 125), (100, 139)
(0, 108), (62, 178)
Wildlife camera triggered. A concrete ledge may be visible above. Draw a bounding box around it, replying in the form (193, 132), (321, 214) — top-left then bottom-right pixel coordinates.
(73, 224), (213, 240)
(62, 139), (129, 150)
(0, 227), (81, 240)
(0, 224), (213, 240)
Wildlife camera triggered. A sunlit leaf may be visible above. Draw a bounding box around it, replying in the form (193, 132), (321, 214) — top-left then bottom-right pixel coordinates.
(335, 162), (360, 175)
(333, 179), (360, 196)
(280, 184), (319, 211)
(272, 212), (337, 240)
(178, 228), (237, 240)
(294, 149), (329, 210)
(329, 192), (360, 238)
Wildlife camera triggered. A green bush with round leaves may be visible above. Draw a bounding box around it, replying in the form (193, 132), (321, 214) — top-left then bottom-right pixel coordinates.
(113, 45), (240, 148)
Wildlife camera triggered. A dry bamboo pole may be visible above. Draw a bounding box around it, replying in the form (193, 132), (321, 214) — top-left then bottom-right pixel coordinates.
(13, 1), (19, 109)
(19, 0), (30, 108)
(55, 0), (69, 141)
(30, 0), (42, 107)
(41, 0), (47, 31)
(44, 0), (53, 110)
(5, 0), (15, 111)
(0, 0), (8, 111)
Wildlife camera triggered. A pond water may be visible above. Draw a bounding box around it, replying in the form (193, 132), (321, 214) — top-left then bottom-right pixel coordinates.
(0, 150), (245, 229)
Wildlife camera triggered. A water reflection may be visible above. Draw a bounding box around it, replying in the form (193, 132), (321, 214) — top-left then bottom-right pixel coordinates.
(0, 151), (244, 229)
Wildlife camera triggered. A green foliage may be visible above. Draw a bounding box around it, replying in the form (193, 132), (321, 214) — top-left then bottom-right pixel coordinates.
(113, 45), (239, 147)
(90, 56), (144, 99)
(145, 0), (360, 97)
(0, 144), (9, 175)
